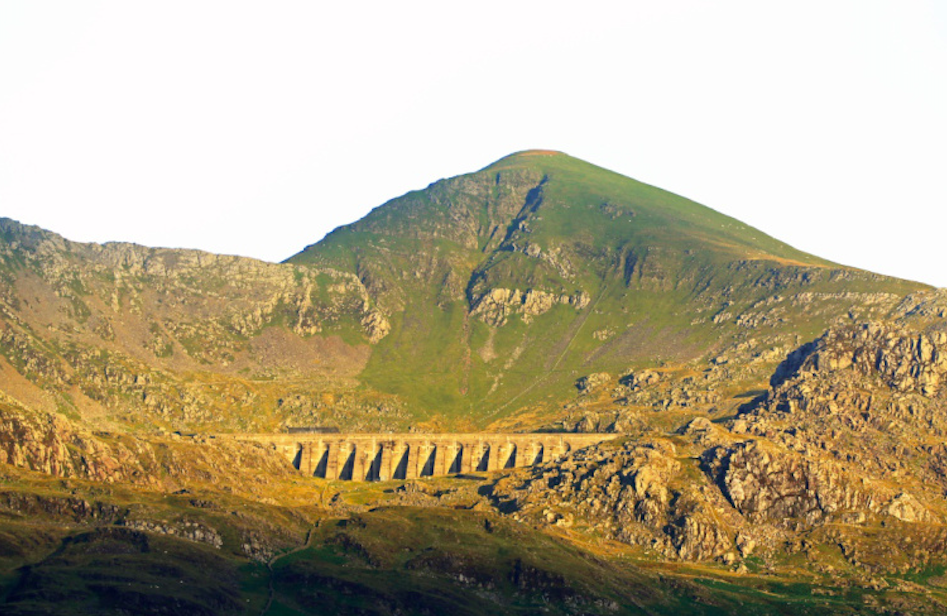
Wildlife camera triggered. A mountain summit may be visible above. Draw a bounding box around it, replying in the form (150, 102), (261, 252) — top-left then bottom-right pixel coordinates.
(292, 149), (828, 272)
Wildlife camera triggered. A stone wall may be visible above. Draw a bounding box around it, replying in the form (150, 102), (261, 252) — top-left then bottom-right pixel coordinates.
(234, 433), (616, 481)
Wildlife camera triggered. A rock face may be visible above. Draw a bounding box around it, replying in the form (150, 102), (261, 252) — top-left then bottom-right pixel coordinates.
(701, 440), (879, 525)
(735, 319), (947, 491)
(0, 403), (143, 483)
(0, 217), (405, 433)
(0, 399), (298, 498)
(470, 288), (590, 326)
(489, 428), (940, 571)
(0, 218), (385, 347)
(489, 437), (733, 561)
(486, 316), (947, 572)
(770, 322), (947, 395)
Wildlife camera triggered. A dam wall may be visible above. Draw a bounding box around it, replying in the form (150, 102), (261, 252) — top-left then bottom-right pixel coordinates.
(235, 433), (617, 481)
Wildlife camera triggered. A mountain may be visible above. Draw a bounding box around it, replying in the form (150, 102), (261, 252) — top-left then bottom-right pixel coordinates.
(5, 151), (947, 615)
(0, 152), (925, 436)
(289, 150), (922, 429)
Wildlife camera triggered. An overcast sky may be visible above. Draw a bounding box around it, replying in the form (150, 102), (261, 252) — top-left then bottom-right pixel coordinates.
(2, 2), (946, 286)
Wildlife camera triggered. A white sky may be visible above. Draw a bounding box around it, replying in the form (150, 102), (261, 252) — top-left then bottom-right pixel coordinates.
(1, 2), (946, 286)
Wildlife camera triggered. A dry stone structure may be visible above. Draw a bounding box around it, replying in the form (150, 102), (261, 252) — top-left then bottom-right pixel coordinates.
(238, 433), (616, 481)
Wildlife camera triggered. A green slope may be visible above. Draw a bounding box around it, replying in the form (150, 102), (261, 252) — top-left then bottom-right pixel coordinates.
(292, 150), (829, 267)
(287, 151), (924, 428)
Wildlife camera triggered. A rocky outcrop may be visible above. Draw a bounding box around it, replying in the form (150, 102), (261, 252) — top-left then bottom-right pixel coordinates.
(735, 321), (947, 490)
(489, 439), (737, 561)
(618, 369), (664, 391)
(122, 518), (223, 548)
(470, 287), (590, 326)
(701, 440), (884, 526)
(0, 402), (302, 500)
(0, 492), (126, 523)
(770, 322), (947, 395)
(0, 218), (387, 364)
(575, 372), (610, 394)
(0, 217), (400, 433)
(360, 308), (391, 343)
(0, 404), (146, 483)
(491, 362), (945, 567)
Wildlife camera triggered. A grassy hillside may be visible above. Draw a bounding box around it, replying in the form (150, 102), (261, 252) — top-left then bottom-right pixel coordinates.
(289, 151), (924, 428)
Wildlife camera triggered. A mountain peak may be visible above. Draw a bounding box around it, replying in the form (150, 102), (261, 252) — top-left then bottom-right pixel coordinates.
(489, 149), (567, 163)
(293, 150), (835, 272)
(481, 149), (575, 171)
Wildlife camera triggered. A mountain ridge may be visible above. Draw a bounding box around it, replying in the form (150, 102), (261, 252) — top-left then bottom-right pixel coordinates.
(0, 152), (929, 434)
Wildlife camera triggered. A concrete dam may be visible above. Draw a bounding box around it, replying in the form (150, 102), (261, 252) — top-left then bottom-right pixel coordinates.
(239, 433), (618, 481)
